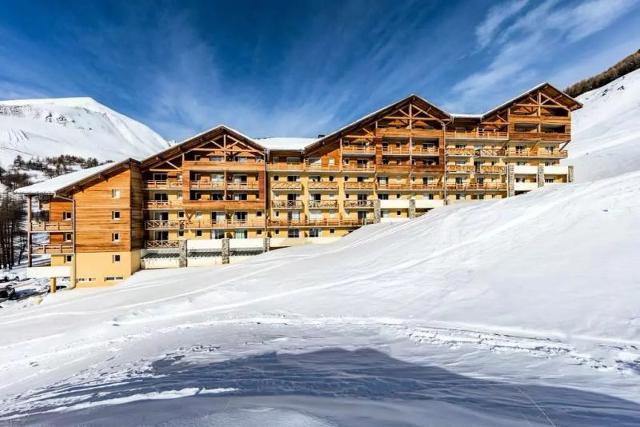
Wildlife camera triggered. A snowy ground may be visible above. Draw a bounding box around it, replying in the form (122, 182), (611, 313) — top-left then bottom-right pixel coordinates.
(1, 73), (640, 425)
(1, 170), (640, 425)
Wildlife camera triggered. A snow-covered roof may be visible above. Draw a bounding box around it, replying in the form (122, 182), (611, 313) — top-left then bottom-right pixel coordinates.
(255, 137), (318, 151)
(15, 161), (127, 195)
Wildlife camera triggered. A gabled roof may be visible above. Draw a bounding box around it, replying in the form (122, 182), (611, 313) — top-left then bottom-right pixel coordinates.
(480, 82), (583, 119)
(305, 94), (452, 153)
(141, 124), (266, 168)
(15, 159), (134, 196)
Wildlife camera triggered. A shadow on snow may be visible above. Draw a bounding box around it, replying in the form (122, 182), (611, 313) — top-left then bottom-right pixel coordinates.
(11, 348), (640, 426)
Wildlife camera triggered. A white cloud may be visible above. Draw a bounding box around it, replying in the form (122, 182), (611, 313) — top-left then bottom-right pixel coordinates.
(451, 0), (638, 111)
(475, 0), (529, 49)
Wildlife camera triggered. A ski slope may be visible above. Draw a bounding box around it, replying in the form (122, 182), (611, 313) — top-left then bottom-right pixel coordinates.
(0, 97), (169, 165)
(567, 68), (640, 181)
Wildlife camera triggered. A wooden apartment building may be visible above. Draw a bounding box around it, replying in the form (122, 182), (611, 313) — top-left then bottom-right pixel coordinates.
(16, 83), (582, 287)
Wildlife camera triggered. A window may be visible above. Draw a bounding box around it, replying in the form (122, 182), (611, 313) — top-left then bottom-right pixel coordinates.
(196, 230), (203, 237)
(309, 228), (320, 238)
(112, 233), (120, 242)
(287, 175), (299, 182)
(65, 255), (72, 263)
(288, 229), (300, 238)
(178, 230), (184, 237)
(63, 233), (72, 242)
(329, 228), (335, 234)
(396, 211), (401, 216)
(105, 276), (124, 281)
(178, 211), (185, 218)
(112, 211), (121, 220)
(193, 154), (201, 161)
(273, 175), (280, 181)
(111, 189), (121, 199)
(545, 178), (554, 183)
(62, 211), (72, 220)
(213, 230), (225, 239)
(235, 230), (247, 239)
(112, 254), (121, 263)
(456, 194), (462, 200)
(257, 211), (262, 217)
(428, 194), (434, 200)
(378, 193), (389, 200)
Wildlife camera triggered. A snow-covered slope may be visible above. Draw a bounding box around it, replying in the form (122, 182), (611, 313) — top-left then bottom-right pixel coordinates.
(0, 97), (169, 165)
(1, 172), (640, 423)
(567, 68), (640, 181)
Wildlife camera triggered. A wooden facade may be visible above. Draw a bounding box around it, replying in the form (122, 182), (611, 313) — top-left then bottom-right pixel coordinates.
(21, 83), (581, 286)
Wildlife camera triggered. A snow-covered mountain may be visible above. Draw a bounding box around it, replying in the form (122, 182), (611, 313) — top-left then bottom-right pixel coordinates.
(0, 97), (170, 166)
(566, 68), (640, 181)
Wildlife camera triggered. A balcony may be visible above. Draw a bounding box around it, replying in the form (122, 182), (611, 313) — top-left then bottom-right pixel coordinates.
(475, 148), (505, 157)
(377, 164), (412, 173)
(446, 130), (508, 140)
(227, 182), (260, 191)
(376, 183), (411, 191)
(447, 147), (475, 156)
(477, 165), (506, 174)
(184, 159), (264, 171)
(344, 182), (375, 191)
(308, 200), (339, 209)
(31, 243), (73, 254)
(145, 200), (183, 209)
(269, 162), (304, 171)
(446, 165), (475, 173)
(30, 221), (73, 232)
(268, 218), (366, 228)
(272, 200), (304, 209)
(144, 220), (184, 230)
(344, 200), (376, 209)
(342, 163), (375, 172)
(190, 181), (225, 190)
(271, 181), (303, 191)
(510, 131), (570, 142)
(409, 183), (443, 191)
(305, 162), (340, 171)
(445, 183), (507, 191)
(505, 149), (568, 159)
(411, 147), (440, 156)
(342, 145), (376, 156)
(308, 181), (339, 191)
(144, 179), (182, 190)
(145, 240), (180, 249)
(381, 146), (411, 156)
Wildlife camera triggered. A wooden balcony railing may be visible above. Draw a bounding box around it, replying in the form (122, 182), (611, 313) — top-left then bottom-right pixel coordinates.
(342, 163), (375, 172)
(446, 165), (475, 173)
(382, 146), (411, 155)
(144, 180), (182, 189)
(305, 162), (340, 171)
(145, 200), (182, 209)
(145, 240), (180, 249)
(271, 181), (303, 191)
(31, 243), (73, 254)
(409, 183), (443, 191)
(144, 220), (185, 230)
(308, 181), (339, 191)
(477, 165), (506, 174)
(446, 130), (508, 140)
(411, 147), (440, 156)
(269, 162), (304, 171)
(475, 149), (505, 157)
(308, 200), (339, 209)
(190, 181), (225, 190)
(510, 131), (570, 142)
(227, 182), (260, 191)
(30, 221), (73, 232)
(505, 149), (568, 158)
(272, 200), (304, 209)
(446, 183), (507, 191)
(145, 219), (266, 230)
(268, 218), (370, 227)
(344, 200), (376, 209)
(447, 148), (476, 156)
(344, 182), (375, 191)
(342, 145), (376, 155)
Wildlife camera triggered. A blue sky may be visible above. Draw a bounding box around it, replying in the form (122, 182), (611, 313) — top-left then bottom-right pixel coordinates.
(1, 0), (639, 141)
